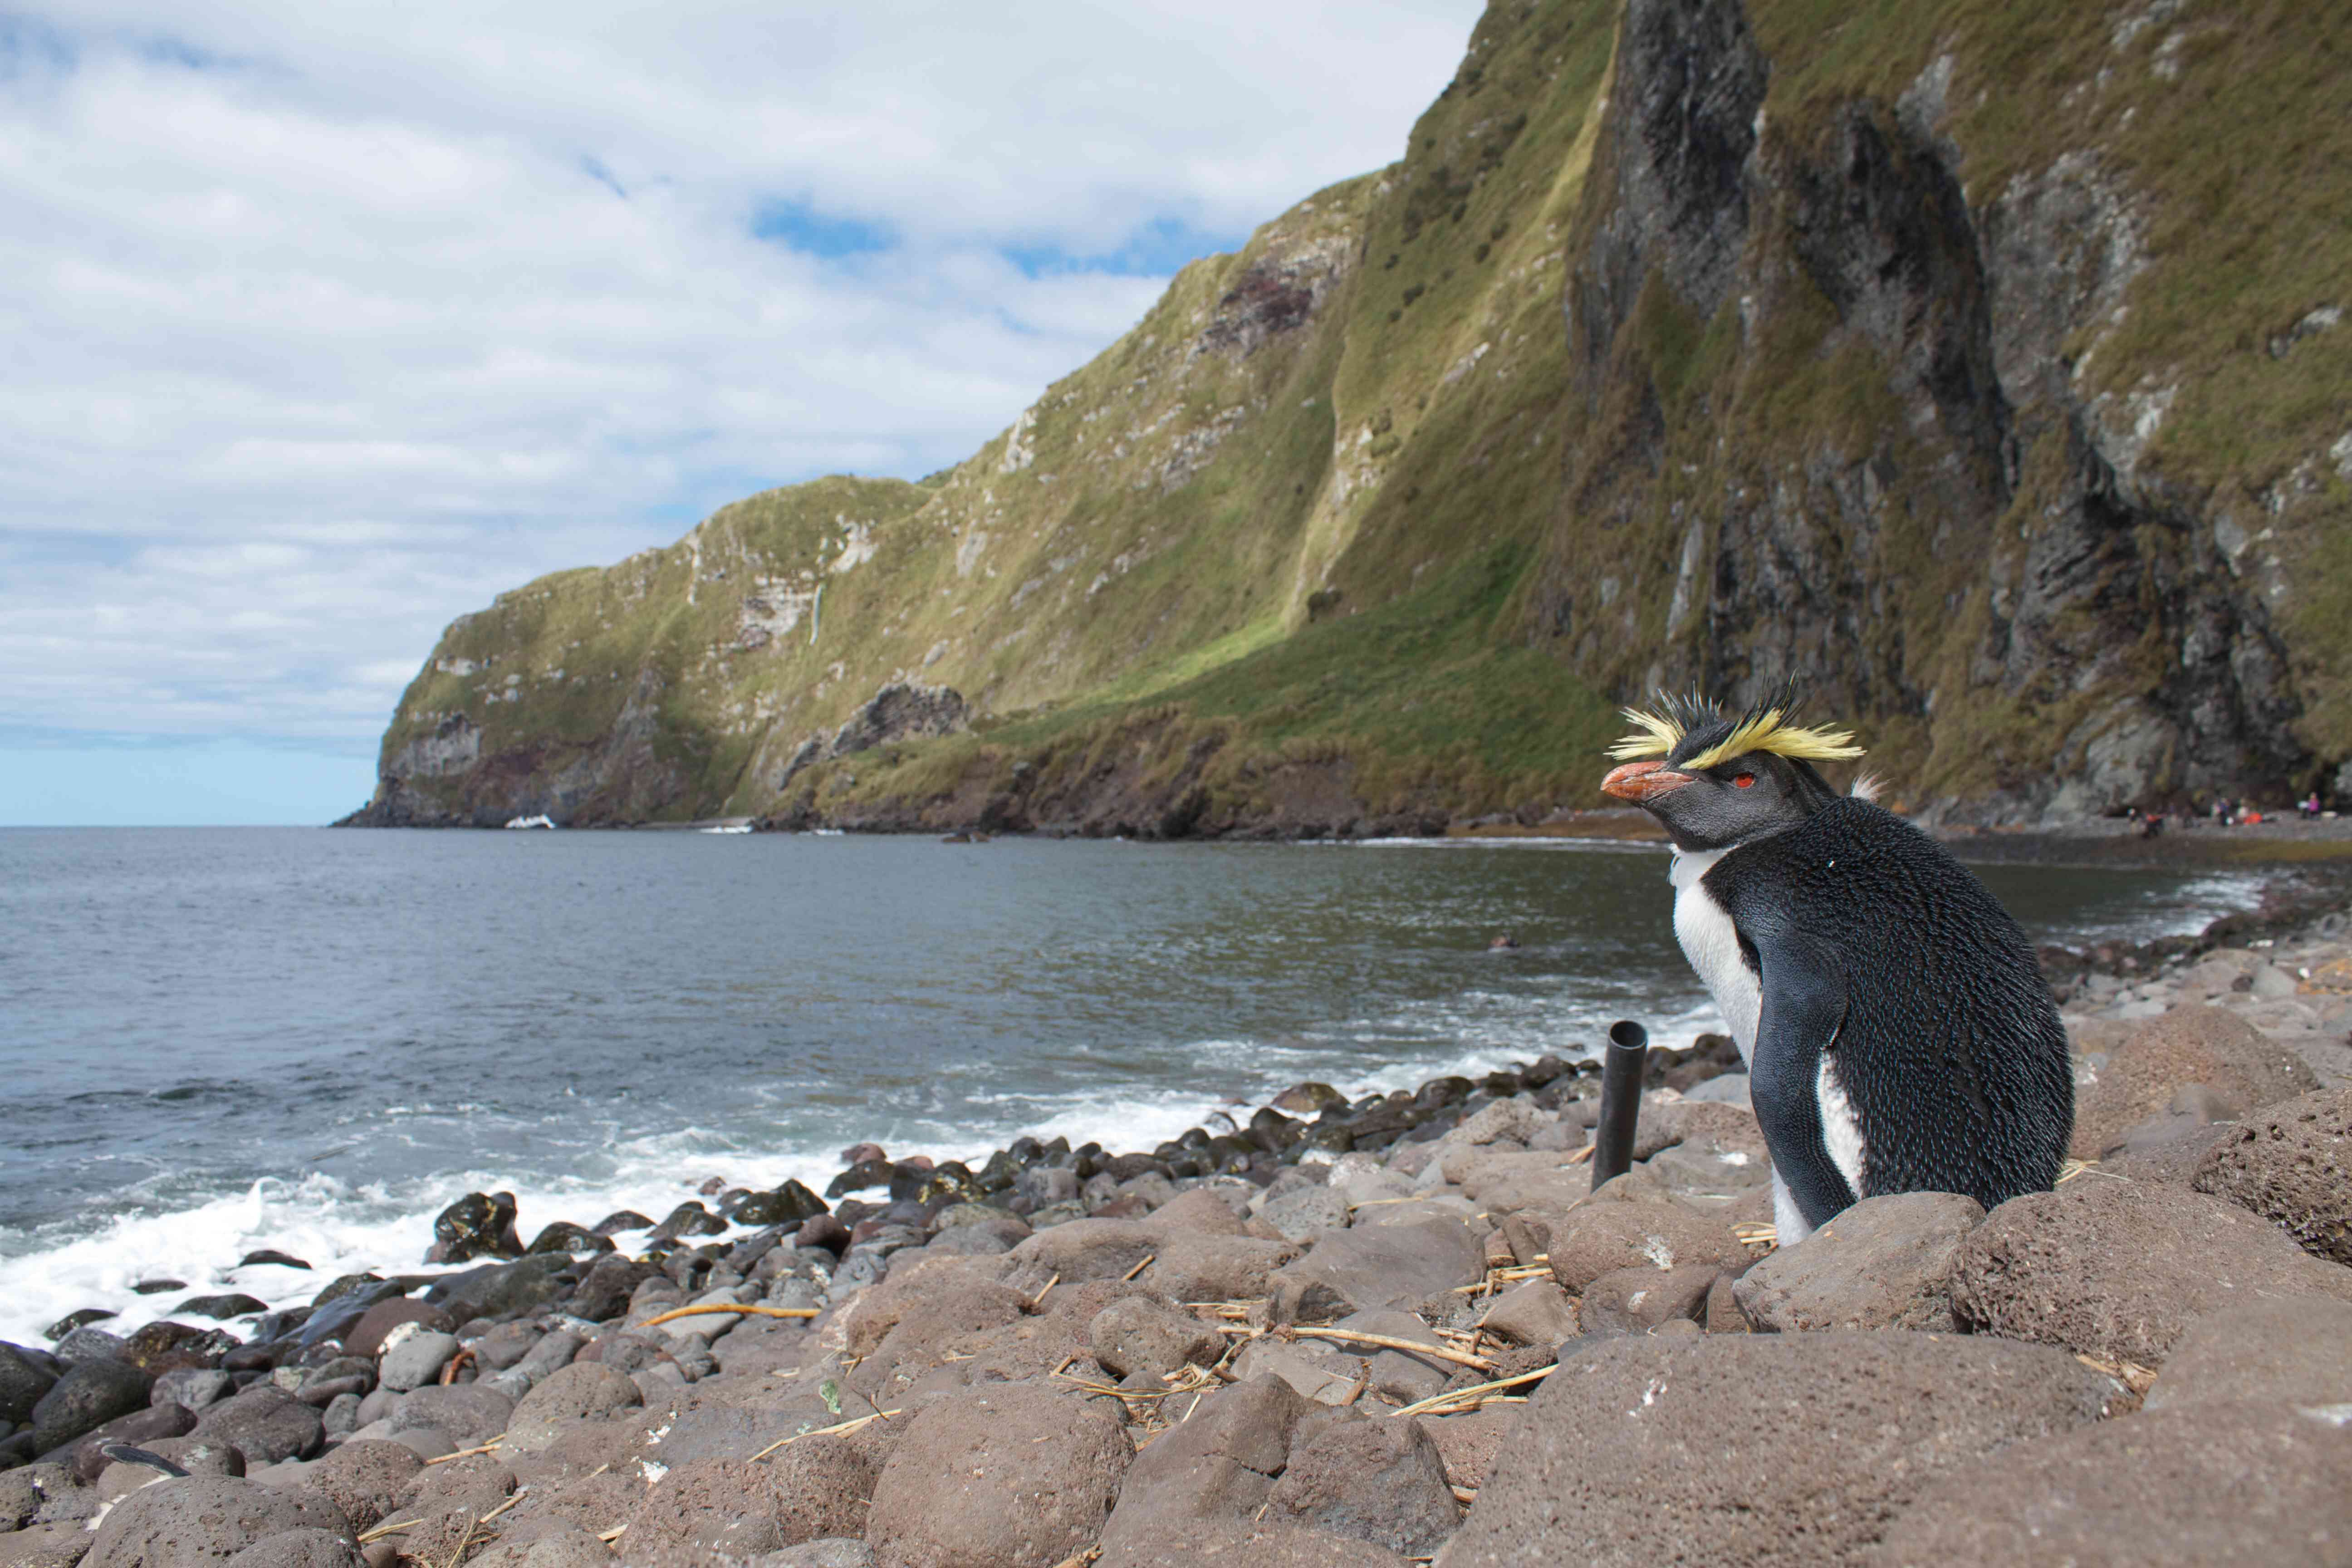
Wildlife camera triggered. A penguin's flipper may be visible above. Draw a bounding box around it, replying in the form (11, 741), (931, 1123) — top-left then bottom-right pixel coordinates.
(1747, 936), (1861, 1232)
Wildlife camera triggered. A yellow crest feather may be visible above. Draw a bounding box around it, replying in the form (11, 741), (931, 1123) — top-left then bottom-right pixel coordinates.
(1604, 706), (1682, 761)
(1603, 687), (1866, 770)
(1681, 708), (1864, 771)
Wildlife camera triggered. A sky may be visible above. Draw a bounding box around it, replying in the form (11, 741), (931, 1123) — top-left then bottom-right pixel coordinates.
(0, 2), (1478, 825)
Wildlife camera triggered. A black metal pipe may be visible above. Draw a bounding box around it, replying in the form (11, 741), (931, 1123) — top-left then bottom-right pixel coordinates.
(1589, 1019), (1649, 1192)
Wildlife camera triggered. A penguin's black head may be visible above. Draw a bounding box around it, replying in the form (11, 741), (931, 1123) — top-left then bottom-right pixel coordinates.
(1599, 689), (1863, 853)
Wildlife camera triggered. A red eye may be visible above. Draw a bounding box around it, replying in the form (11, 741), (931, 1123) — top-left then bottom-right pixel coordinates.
(1733, 772), (1756, 789)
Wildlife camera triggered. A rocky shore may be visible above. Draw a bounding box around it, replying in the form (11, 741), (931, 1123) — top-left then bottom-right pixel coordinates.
(4, 905), (2349, 1567)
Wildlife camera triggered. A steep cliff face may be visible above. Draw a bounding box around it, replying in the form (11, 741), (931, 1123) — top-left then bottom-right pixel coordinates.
(353, 0), (2350, 831)
(1531, 0), (2348, 820)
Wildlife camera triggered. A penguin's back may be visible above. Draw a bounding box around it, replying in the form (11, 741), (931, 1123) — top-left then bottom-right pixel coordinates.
(1705, 798), (2073, 1208)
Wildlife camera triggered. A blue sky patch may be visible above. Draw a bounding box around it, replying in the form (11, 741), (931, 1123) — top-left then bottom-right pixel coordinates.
(752, 199), (896, 259)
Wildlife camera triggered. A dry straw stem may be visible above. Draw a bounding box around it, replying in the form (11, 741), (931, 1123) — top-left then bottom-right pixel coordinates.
(1289, 1327), (1496, 1371)
(2075, 1353), (2159, 1396)
(356, 1518), (420, 1545)
(1732, 1222), (1778, 1249)
(1389, 1364), (1557, 1419)
(748, 1408), (901, 1463)
(1033, 1272), (1062, 1308)
(637, 1303), (820, 1328)
(1048, 1548), (1102, 1568)
(424, 1437), (504, 1465)
(1122, 1253), (1157, 1281)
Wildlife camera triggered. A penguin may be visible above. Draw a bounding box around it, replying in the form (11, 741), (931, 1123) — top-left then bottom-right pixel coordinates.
(1599, 687), (2073, 1245)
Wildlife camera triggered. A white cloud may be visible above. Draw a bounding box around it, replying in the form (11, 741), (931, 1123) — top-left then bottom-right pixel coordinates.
(0, 2), (1476, 753)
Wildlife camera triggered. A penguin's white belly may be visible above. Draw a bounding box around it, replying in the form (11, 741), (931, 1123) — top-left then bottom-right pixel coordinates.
(1670, 849), (1760, 1066)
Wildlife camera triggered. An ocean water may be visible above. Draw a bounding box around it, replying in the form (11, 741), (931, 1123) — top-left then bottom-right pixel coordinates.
(0, 826), (2259, 1345)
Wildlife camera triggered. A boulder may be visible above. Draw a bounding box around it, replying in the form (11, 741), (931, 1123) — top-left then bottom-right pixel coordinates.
(2143, 1297), (2352, 1413)
(0, 1521), (92, 1568)
(0, 1343), (61, 1426)
(222, 1529), (364, 1568)
(1002, 1219), (1159, 1284)
(424, 1255), (570, 1323)
(866, 1385), (1132, 1568)
(81, 1476), (351, 1568)
(388, 1383), (514, 1450)
(1870, 1403), (2352, 1566)
(1732, 1192), (1983, 1333)
(1102, 1521), (1412, 1568)
(1269, 1221), (1484, 1322)
(1258, 1187), (1352, 1242)
(152, 1368), (233, 1411)
(1439, 1333), (2119, 1568)
(2072, 1005), (2320, 1159)
(192, 1386), (326, 1465)
(1088, 1298), (1225, 1380)
(1577, 1264), (1718, 1334)
(1331, 1311), (1455, 1405)
(502, 1363), (639, 1452)
(1477, 1280), (1580, 1348)
(341, 1301), (451, 1360)
(1419, 1406), (1516, 1490)
(29, 1357), (153, 1454)
(1142, 1232), (1300, 1302)
(1267, 1416), (1459, 1556)
(1947, 1179), (2352, 1365)
(1144, 1187), (1250, 1237)
(1228, 1339), (1365, 1405)
(376, 1330), (457, 1393)
(1097, 1376), (1311, 1557)
(46, 1400), (196, 1480)
(296, 1438), (422, 1534)
(2193, 1085), (2352, 1264)
(1544, 1205), (1749, 1294)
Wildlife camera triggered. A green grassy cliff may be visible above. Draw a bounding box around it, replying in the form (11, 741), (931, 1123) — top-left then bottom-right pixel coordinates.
(353, 0), (2351, 832)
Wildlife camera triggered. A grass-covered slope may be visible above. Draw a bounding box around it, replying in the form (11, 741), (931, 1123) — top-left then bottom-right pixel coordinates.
(354, 0), (2350, 831)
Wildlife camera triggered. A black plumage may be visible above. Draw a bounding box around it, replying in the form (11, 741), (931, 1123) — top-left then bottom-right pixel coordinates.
(1706, 795), (2073, 1225)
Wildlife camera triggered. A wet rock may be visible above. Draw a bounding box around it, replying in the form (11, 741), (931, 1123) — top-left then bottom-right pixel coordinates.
(1088, 1298), (1224, 1380)
(423, 1255), (570, 1323)
(2072, 1005), (2321, 1159)
(176, 1294), (268, 1322)
(1268, 1415), (1458, 1556)
(2143, 1296), (2352, 1413)
(1273, 1083), (1350, 1116)
(2193, 1084), (2352, 1264)
(375, 1331), (457, 1394)
(51, 1328), (132, 1368)
(1577, 1263), (1719, 1335)
(1472, 1285), (1576, 1356)
(43, 1310), (116, 1342)
(866, 1385), (1131, 1568)
(81, 1476), (351, 1568)
(1872, 1403), (2352, 1565)
(1270, 1220), (1484, 1322)
(1443, 1333), (2118, 1568)
(131, 1279), (185, 1296)
(502, 1363), (641, 1453)
(522, 1222), (613, 1256)
(0, 1342), (60, 1426)
(1733, 1191), (1984, 1333)
(29, 1357), (152, 1455)
(1544, 1203), (1751, 1294)
(1948, 1179), (2352, 1365)
(725, 1180), (830, 1230)
(238, 1252), (310, 1272)
(192, 1385), (325, 1465)
(589, 1210), (653, 1236)
(425, 1191), (522, 1266)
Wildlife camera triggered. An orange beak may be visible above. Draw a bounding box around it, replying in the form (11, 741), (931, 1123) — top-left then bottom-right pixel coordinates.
(1602, 759), (1694, 804)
